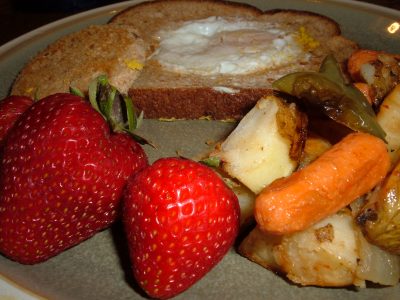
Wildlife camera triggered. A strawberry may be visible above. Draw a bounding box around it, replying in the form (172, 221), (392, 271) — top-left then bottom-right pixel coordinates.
(123, 157), (240, 299)
(0, 92), (148, 264)
(0, 95), (33, 146)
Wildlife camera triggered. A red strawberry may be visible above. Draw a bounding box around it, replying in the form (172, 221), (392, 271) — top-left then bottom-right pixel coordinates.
(123, 157), (240, 299)
(0, 95), (33, 146)
(0, 93), (148, 264)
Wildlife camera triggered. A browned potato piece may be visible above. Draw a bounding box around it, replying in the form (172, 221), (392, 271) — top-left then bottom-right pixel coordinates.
(298, 134), (331, 169)
(239, 211), (400, 287)
(238, 226), (282, 272)
(211, 95), (307, 194)
(231, 182), (256, 228)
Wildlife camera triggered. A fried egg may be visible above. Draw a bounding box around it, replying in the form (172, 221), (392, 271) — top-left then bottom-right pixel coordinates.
(153, 16), (314, 75)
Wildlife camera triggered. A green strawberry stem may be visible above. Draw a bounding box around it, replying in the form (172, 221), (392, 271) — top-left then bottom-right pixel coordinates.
(71, 75), (151, 146)
(70, 86), (85, 98)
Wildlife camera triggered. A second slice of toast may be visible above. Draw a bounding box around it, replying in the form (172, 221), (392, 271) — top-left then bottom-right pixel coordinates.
(111, 0), (359, 120)
(110, 0), (357, 119)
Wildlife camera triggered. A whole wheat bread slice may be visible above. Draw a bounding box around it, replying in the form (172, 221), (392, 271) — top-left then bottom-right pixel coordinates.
(110, 0), (358, 120)
(11, 24), (146, 99)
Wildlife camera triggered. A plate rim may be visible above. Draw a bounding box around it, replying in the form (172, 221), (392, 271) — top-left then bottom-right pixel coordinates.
(1, 0), (400, 58)
(0, 0), (139, 60)
(0, 0), (399, 299)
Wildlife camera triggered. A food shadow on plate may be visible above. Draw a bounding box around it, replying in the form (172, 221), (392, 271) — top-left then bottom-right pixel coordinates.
(110, 220), (148, 298)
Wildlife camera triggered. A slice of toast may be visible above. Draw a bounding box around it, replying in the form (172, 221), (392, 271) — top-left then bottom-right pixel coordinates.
(110, 0), (359, 120)
(11, 24), (146, 99)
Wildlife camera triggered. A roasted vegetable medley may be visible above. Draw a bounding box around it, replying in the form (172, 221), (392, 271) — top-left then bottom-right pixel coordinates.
(209, 50), (400, 287)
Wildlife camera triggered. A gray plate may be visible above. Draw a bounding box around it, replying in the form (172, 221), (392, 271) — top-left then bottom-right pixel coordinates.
(0, 0), (399, 299)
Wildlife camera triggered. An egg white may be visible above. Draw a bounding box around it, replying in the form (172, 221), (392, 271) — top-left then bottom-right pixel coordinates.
(153, 16), (307, 75)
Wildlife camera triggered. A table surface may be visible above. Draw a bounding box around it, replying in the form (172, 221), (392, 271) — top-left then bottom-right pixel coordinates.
(0, 0), (399, 47)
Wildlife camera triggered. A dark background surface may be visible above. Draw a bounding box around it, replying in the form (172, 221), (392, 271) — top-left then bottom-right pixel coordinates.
(0, 0), (399, 47)
(0, 0), (120, 46)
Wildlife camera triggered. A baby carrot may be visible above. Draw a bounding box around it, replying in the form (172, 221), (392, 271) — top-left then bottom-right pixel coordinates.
(255, 132), (390, 235)
(347, 49), (379, 81)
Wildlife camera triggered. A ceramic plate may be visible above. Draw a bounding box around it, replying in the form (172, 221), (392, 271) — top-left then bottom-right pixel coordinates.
(0, 0), (399, 299)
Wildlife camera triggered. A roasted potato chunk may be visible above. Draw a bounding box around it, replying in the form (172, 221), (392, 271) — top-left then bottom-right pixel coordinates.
(240, 210), (400, 287)
(211, 95), (307, 194)
(297, 133), (331, 169)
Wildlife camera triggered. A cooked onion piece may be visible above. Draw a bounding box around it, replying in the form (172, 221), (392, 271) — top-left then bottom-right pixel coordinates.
(357, 156), (400, 255)
(377, 84), (400, 161)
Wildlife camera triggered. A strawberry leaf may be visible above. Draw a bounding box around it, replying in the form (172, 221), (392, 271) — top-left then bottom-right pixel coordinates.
(69, 86), (85, 98)
(84, 75), (153, 146)
(88, 78), (102, 116)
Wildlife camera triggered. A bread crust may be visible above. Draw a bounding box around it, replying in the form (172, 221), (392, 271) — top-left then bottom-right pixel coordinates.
(131, 87), (275, 120)
(11, 24), (146, 99)
(111, 0), (359, 120)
